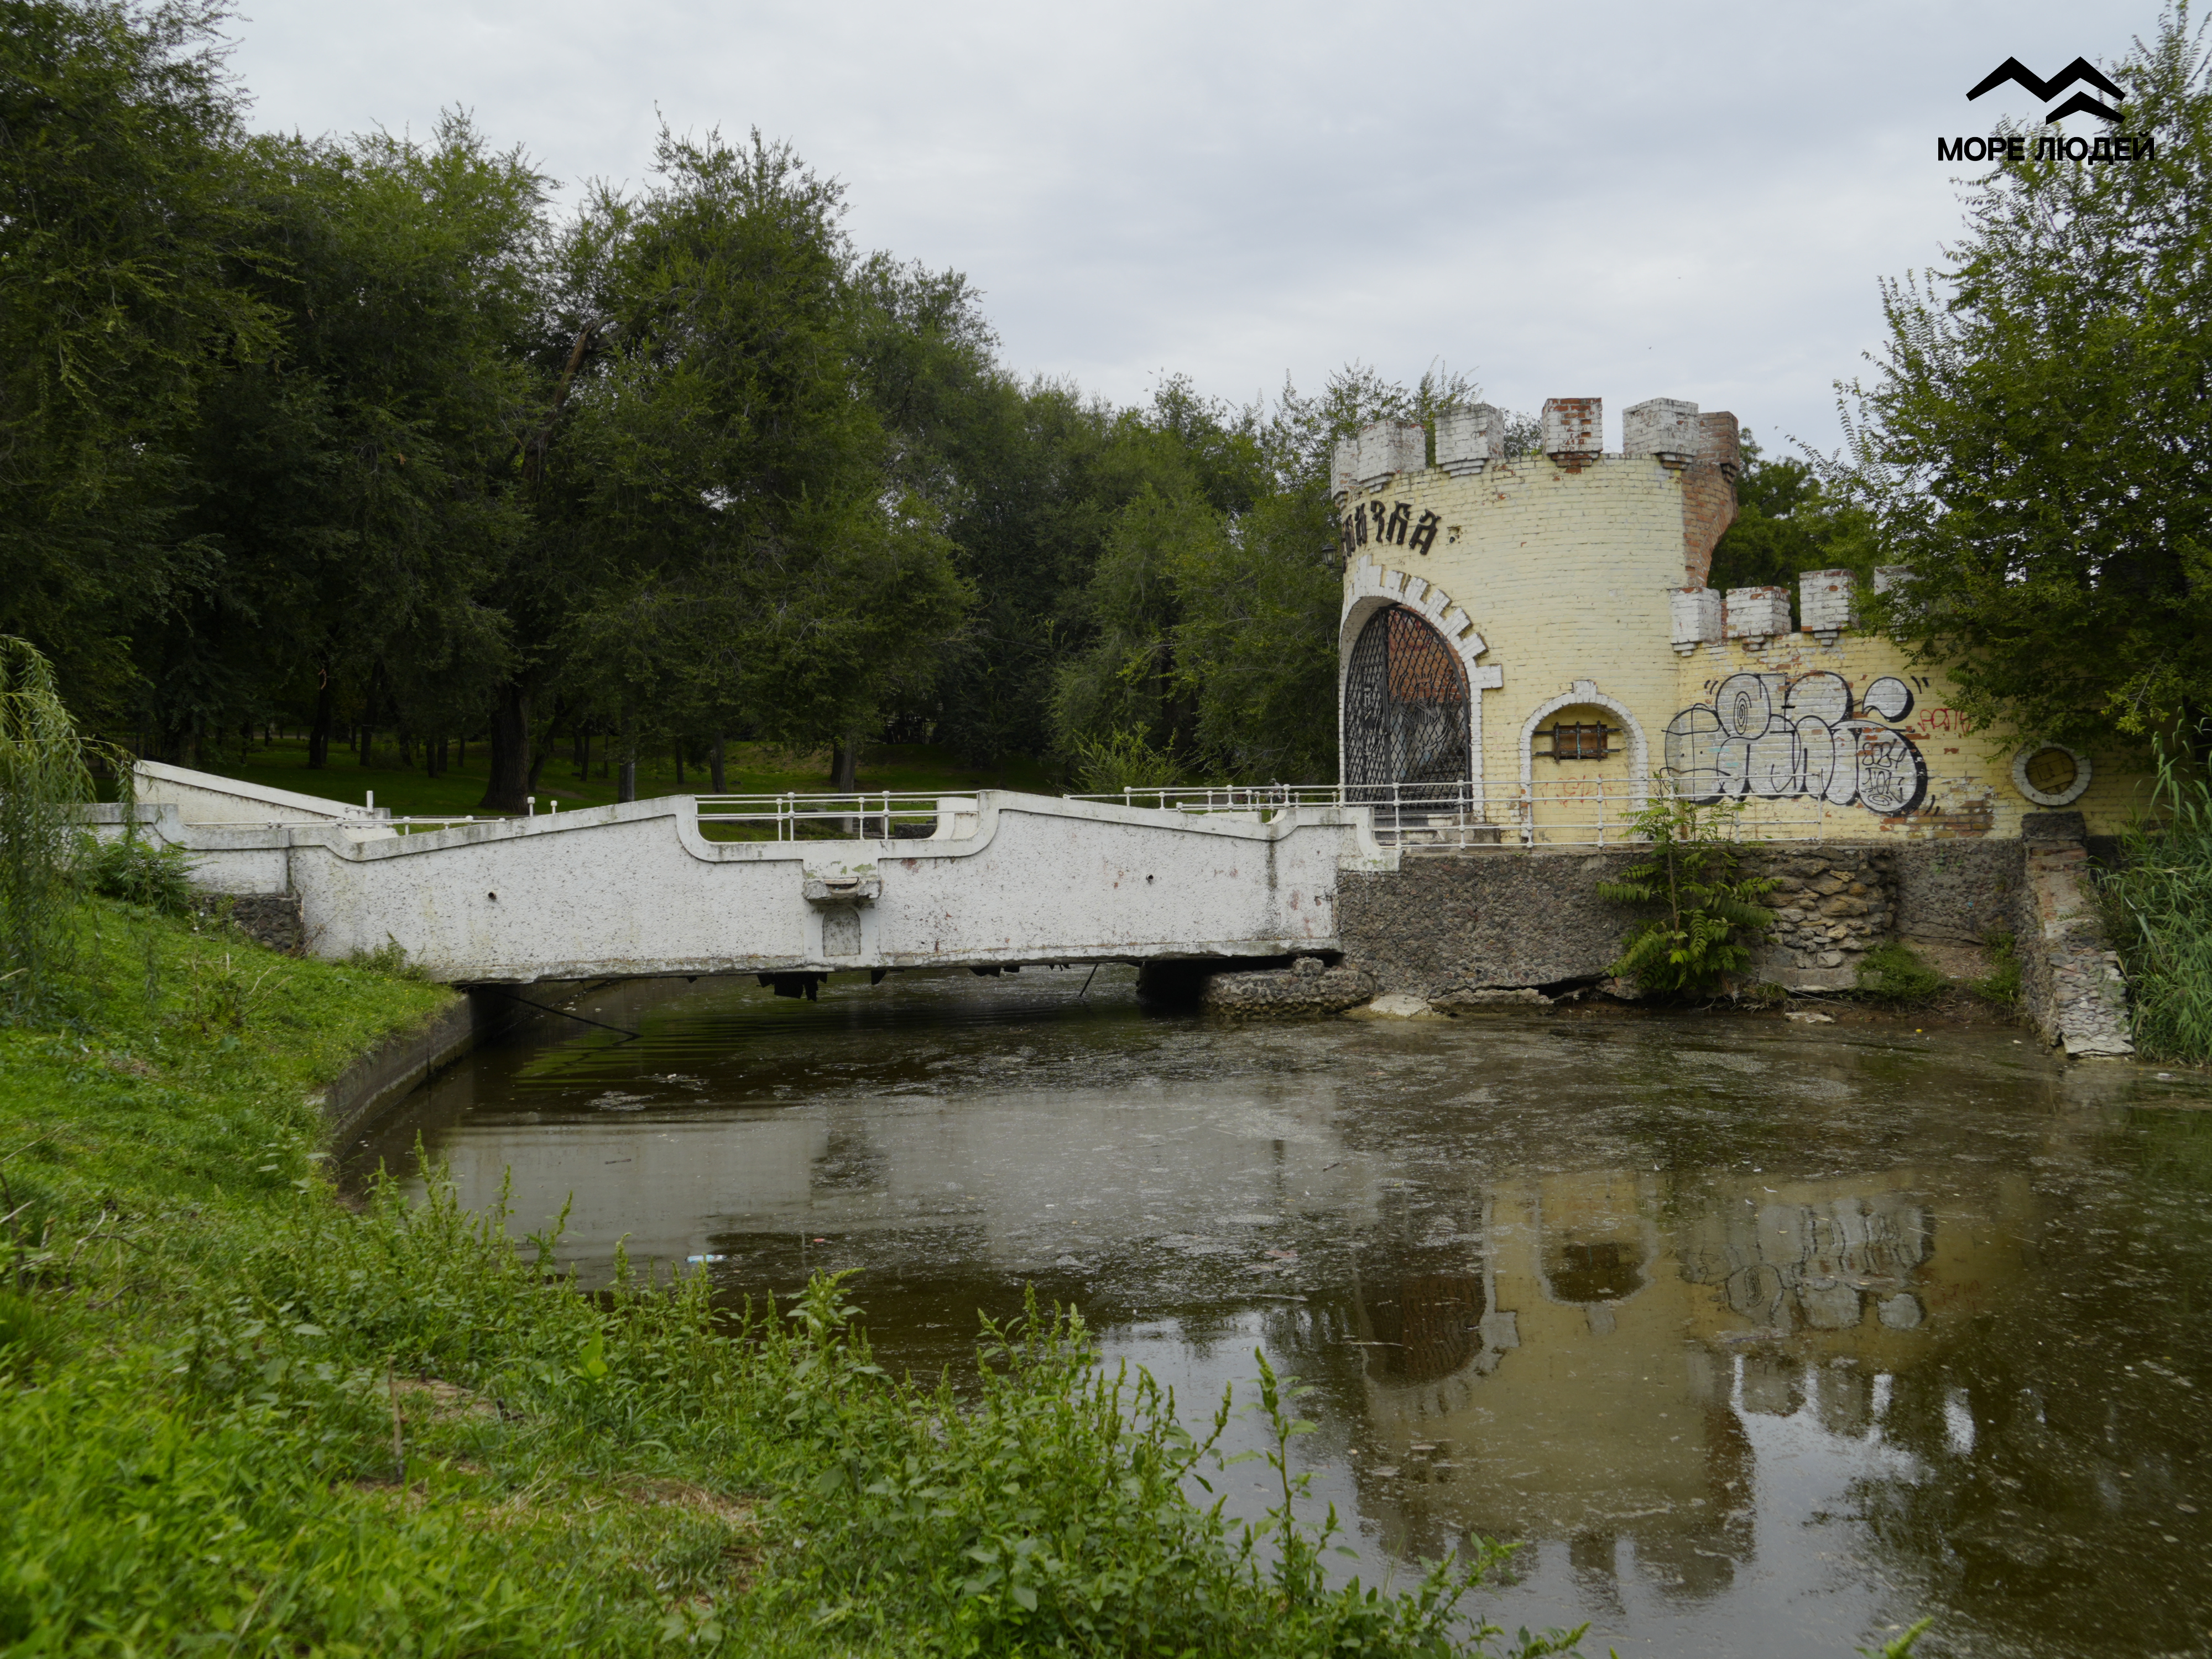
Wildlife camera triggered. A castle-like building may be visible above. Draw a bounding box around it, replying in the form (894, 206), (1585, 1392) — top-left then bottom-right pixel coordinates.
(1332, 397), (2130, 844)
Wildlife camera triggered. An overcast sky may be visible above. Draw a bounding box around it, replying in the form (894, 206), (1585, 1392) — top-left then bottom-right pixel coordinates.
(222, 1), (2161, 456)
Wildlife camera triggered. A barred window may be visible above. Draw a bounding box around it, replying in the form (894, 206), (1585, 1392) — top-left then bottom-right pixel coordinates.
(1548, 723), (1610, 760)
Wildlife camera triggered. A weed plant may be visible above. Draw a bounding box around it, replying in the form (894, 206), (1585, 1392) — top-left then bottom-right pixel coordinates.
(1856, 942), (1945, 1004)
(1598, 795), (1777, 996)
(77, 833), (196, 916)
(0, 895), (1580, 1656)
(2103, 747), (2212, 1063)
(1975, 928), (2022, 1008)
(2, 637), (104, 1018)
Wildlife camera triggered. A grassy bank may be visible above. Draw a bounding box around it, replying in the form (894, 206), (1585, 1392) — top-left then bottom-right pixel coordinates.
(1, 899), (1573, 1658)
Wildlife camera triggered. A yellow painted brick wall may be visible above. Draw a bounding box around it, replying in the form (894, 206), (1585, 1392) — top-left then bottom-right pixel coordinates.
(1342, 458), (2145, 841)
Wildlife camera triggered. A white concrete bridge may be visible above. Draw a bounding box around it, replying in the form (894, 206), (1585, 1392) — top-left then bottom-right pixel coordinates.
(116, 762), (1391, 985)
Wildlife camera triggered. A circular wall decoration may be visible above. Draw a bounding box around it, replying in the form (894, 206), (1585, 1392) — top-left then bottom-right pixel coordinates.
(2012, 743), (2092, 807)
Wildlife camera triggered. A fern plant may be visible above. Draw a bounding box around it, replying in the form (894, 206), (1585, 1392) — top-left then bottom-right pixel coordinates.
(1597, 793), (1777, 997)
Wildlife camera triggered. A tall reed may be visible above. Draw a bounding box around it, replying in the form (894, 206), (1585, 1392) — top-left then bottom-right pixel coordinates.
(2104, 744), (2212, 1063)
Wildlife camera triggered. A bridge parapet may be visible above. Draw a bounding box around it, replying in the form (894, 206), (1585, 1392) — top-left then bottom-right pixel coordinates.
(117, 771), (1389, 984)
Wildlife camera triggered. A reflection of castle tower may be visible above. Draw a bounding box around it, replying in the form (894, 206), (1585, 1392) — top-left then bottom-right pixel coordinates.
(1343, 1165), (2036, 1606)
(1350, 1170), (1750, 1594)
(1678, 1190), (1933, 1333)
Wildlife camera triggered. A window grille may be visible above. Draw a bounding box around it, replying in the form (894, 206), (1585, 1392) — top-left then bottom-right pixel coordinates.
(1342, 606), (1470, 797)
(1548, 723), (1610, 760)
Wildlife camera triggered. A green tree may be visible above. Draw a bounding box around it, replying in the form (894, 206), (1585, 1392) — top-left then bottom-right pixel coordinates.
(533, 130), (968, 803)
(1706, 430), (1873, 595)
(153, 116), (548, 773)
(1831, 9), (2212, 755)
(1598, 796), (1778, 997)
(0, 0), (276, 718)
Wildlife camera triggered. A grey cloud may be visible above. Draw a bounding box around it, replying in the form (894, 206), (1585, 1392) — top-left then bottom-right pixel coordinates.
(228, 0), (2150, 451)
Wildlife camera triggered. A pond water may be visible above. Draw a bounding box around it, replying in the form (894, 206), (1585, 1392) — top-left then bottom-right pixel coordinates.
(354, 969), (2212, 1659)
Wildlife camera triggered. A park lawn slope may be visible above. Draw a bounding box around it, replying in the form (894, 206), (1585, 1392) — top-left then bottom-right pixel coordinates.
(0, 899), (1555, 1659)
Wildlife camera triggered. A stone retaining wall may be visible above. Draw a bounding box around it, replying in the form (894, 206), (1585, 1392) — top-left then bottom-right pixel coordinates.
(1743, 847), (1895, 992)
(1338, 843), (1914, 998)
(1197, 956), (1377, 1016)
(321, 994), (483, 1144)
(2015, 813), (2132, 1056)
(194, 893), (306, 955)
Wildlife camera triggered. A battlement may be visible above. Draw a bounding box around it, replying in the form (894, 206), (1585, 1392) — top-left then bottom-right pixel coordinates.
(1330, 395), (1741, 497)
(1331, 394), (1744, 587)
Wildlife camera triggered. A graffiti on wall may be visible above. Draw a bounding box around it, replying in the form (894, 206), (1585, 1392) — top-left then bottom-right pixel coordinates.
(1663, 671), (1929, 814)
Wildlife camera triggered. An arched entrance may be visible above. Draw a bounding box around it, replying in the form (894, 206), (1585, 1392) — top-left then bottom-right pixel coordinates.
(1342, 604), (1472, 799)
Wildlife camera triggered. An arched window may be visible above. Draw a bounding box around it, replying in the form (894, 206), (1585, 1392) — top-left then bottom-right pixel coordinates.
(1342, 604), (1470, 795)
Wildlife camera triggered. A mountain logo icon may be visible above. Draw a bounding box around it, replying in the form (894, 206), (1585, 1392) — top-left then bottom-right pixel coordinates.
(1968, 56), (2126, 123)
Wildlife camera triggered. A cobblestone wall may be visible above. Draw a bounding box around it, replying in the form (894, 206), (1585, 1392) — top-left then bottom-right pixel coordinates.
(1745, 847), (1896, 992)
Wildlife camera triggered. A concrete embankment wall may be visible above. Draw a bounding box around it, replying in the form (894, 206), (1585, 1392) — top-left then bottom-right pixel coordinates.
(1325, 820), (2131, 1055)
(321, 994), (483, 1144)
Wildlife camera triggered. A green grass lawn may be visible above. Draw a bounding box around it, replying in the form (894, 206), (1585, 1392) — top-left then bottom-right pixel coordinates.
(174, 738), (1062, 820)
(0, 893), (1561, 1657)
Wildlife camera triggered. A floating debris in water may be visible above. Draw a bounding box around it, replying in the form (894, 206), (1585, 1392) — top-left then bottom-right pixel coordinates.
(591, 1091), (652, 1112)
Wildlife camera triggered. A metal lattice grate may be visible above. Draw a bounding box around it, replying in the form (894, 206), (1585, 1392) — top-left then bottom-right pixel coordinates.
(1342, 606), (1470, 799)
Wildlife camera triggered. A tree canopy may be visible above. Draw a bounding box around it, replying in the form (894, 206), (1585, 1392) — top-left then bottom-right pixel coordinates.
(1832, 9), (2212, 754)
(0, 1), (1541, 800)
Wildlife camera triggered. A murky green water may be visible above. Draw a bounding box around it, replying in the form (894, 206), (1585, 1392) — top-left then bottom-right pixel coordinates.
(357, 969), (2212, 1658)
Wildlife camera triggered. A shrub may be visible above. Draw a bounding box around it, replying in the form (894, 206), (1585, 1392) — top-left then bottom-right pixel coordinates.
(1069, 726), (1187, 795)
(1598, 795), (1777, 996)
(1857, 941), (1945, 1003)
(78, 833), (195, 916)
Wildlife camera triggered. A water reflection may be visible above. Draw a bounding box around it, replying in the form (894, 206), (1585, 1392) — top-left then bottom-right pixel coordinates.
(358, 971), (2212, 1658)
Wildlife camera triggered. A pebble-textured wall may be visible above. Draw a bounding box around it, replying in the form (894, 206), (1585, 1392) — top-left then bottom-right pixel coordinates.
(1336, 849), (1645, 995)
(196, 893), (306, 955)
(1334, 843), (2016, 999)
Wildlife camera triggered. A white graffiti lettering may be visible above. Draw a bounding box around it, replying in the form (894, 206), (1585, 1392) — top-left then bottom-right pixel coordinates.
(1663, 672), (1928, 814)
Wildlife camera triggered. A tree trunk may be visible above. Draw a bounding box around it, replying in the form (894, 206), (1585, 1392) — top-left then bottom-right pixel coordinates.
(309, 682), (333, 769)
(831, 735), (860, 792)
(476, 684), (531, 813)
(710, 734), (726, 793)
(617, 696), (638, 804)
(574, 726), (588, 781)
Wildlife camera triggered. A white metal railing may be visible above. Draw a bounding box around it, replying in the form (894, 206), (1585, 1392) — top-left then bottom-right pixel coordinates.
(1065, 778), (1995, 848)
(368, 777), (1994, 848)
(692, 791), (968, 842)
